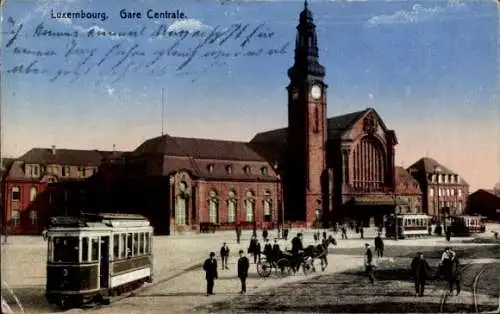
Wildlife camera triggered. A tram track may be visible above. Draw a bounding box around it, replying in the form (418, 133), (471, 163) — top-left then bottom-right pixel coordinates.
(439, 250), (499, 313)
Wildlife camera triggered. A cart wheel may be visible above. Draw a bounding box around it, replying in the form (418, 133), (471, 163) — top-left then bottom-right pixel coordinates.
(276, 258), (292, 277)
(256, 260), (272, 277)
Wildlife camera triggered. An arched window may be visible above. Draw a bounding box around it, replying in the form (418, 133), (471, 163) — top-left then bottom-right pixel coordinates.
(313, 107), (319, 133)
(227, 190), (237, 223)
(209, 190), (218, 224)
(429, 188), (434, 197)
(245, 191), (255, 223)
(29, 187), (38, 202)
(11, 186), (20, 201)
(29, 210), (37, 225)
(351, 137), (385, 190)
(263, 190), (272, 222)
(175, 182), (188, 225)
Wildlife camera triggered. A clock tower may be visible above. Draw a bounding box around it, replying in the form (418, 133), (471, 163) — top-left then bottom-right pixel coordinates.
(283, 0), (327, 227)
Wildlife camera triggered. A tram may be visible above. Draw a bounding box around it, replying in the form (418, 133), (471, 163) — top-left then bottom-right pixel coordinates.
(385, 214), (432, 239)
(44, 213), (154, 309)
(449, 215), (486, 236)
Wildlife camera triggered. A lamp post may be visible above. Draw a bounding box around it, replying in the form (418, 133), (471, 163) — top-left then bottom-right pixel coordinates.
(393, 193), (399, 241)
(434, 166), (443, 234)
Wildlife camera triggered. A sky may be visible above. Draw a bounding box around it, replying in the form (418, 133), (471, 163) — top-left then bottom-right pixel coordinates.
(1, 0), (498, 191)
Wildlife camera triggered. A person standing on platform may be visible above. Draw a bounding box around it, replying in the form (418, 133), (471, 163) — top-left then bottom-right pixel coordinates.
(203, 252), (218, 296)
(236, 227), (242, 244)
(374, 233), (384, 258)
(411, 252), (433, 297)
(237, 250), (250, 294)
(364, 243), (375, 284)
(220, 242), (230, 270)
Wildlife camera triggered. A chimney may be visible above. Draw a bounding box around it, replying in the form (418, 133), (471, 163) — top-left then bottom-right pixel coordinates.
(51, 145), (56, 155)
(112, 144), (116, 152)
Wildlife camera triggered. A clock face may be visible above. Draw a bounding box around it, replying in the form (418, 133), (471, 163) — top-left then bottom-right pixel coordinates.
(311, 85), (322, 100)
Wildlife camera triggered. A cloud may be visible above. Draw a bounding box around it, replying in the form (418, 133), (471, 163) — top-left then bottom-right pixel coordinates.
(106, 85), (115, 97)
(366, 0), (467, 26)
(167, 19), (212, 32)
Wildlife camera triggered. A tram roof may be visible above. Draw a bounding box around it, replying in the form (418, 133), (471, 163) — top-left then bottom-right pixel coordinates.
(48, 213), (150, 228)
(396, 214), (432, 219)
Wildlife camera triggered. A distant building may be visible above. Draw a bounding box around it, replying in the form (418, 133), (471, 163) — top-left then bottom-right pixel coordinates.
(407, 157), (469, 220)
(394, 166), (423, 214)
(467, 189), (500, 221)
(2, 146), (119, 235)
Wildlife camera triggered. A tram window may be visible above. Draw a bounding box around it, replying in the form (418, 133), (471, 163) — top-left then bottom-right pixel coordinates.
(113, 234), (119, 259)
(81, 237), (89, 262)
(91, 238), (99, 261)
(127, 233), (133, 257)
(120, 233), (126, 258)
(139, 232), (144, 255)
(53, 237), (79, 263)
(133, 233), (139, 255)
(145, 233), (150, 253)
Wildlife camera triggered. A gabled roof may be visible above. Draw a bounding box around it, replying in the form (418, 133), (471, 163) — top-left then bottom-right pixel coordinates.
(133, 134), (266, 162)
(395, 166), (420, 186)
(406, 157), (469, 185)
(251, 108), (379, 144)
(18, 148), (115, 166)
(471, 189), (500, 198)
(326, 108), (371, 138)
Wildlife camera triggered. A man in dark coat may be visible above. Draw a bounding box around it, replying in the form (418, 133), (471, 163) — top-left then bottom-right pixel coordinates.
(359, 226), (364, 239)
(220, 242), (230, 270)
(272, 238), (281, 260)
(341, 224), (348, 240)
(203, 252), (218, 296)
(263, 239), (273, 261)
(440, 248), (461, 295)
(364, 243), (375, 284)
(411, 252), (433, 296)
(291, 233), (304, 272)
(374, 233), (384, 258)
(236, 227), (241, 244)
(237, 250), (250, 294)
(262, 228), (268, 241)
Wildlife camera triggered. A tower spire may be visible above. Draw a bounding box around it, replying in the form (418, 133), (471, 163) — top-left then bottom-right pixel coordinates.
(288, 1), (325, 81)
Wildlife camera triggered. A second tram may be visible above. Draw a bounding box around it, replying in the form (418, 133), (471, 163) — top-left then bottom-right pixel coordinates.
(385, 214), (432, 239)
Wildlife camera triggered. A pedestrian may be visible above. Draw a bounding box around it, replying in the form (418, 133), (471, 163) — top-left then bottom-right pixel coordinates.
(203, 252), (218, 296)
(494, 231), (498, 240)
(220, 242), (230, 270)
(360, 226), (364, 239)
(237, 249), (250, 294)
(364, 243), (375, 284)
(440, 247), (461, 295)
(313, 232), (319, 242)
(248, 235), (257, 263)
(374, 232), (384, 258)
(236, 227), (241, 244)
(283, 228), (289, 241)
(272, 238), (281, 260)
(263, 238), (272, 261)
(445, 228), (451, 242)
(262, 228), (268, 241)
(411, 252), (433, 297)
(341, 224), (348, 240)
(322, 231), (327, 241)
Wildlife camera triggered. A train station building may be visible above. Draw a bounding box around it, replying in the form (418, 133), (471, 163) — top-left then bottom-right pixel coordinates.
(1, 2), (456, 235)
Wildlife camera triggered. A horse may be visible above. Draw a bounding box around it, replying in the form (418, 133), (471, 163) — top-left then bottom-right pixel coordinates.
(304, 235), (337, 271)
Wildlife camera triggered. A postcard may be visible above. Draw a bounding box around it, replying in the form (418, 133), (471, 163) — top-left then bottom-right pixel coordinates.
(1, 0), (499, 313)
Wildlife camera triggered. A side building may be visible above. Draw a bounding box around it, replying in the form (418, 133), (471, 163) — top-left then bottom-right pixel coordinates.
(2, 146), (120, 235)
(407, 157), (469, 221)
(92, 136), (281, 235)
(394, 166), (423, 215)
(467, 189), (500, 221)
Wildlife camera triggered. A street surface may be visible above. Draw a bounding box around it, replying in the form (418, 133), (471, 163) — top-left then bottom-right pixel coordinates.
(1, 224), (499, 313)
